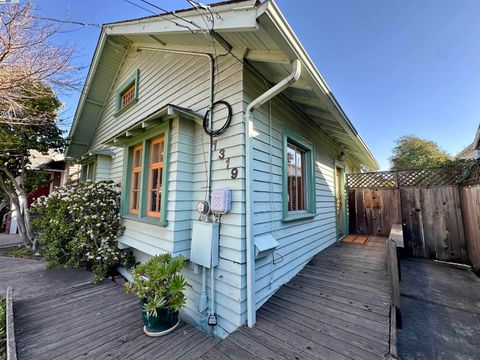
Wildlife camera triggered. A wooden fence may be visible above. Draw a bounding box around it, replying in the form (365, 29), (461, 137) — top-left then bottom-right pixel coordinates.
(346, 164), (480, 269)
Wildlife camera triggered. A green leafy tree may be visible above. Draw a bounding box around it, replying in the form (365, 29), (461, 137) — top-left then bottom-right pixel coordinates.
(390, 135), (452, 170)
(0, 85), (66, 249)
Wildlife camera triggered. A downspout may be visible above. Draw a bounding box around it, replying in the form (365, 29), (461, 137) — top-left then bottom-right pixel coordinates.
(244, 59), (302, 327)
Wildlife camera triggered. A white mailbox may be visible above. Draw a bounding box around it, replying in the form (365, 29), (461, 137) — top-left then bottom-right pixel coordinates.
(190, 220), (219, 268)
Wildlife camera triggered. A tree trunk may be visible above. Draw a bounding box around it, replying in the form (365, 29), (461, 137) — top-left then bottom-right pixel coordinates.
(0, 171), (34, 249)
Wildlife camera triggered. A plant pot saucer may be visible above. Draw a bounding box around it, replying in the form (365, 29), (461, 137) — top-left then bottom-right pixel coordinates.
(143, 320), (180, 337)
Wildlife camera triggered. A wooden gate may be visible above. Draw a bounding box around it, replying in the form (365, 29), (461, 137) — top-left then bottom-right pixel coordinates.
(346, 164), (480, 267)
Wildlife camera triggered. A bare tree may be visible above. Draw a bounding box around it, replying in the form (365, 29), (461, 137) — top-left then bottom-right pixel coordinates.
(0, 1), (77, 125)
(0, 1), (76, 249)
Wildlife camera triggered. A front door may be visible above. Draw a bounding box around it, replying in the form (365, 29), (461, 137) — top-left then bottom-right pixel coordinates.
(336, 167), (345, 237)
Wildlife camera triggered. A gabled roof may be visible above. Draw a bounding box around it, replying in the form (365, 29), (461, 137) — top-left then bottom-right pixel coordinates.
(67, 0), (378, 169)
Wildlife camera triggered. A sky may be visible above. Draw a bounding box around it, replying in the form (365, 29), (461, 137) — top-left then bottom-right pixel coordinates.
(31, 0), (480, 170)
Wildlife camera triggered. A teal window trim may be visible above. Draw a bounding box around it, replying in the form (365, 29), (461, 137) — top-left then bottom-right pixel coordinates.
(333, 160), (348, 240)
(281, 127), (316, 222)
(81, 158), (96, 182)
(120, 121), (171, 227)
(115, 69), (140, 116)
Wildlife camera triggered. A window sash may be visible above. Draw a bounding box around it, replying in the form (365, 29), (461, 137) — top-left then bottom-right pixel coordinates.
(146, 136), (164, 218)
(129, 145), (142, 214)
(82, 162), (95, 181)
(287, 142), (307, 212)
(121, 83), (135, 109)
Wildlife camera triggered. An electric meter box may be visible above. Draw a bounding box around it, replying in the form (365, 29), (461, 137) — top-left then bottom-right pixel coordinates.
(190, 220), (219, 268)
(210, 188), (232, 214)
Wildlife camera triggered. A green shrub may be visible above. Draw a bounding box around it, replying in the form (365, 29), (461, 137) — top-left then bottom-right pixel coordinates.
(0, 297), (5, 359)
(124, 254), (187, 316)
(32, 180), (134, 282)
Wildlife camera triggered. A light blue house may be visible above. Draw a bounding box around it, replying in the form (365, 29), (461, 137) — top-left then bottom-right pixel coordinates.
(66, 0), (378, 338)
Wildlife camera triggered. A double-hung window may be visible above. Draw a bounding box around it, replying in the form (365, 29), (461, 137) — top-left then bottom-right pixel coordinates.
(282, 127), (316, 222)
(123, 125), (169, 226)
(81, 161), (95, 181)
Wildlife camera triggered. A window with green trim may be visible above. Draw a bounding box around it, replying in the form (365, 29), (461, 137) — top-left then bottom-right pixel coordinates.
(122, 124), (170, 227)
(282, 127), (316, 222)
(81, 161), (95, 181)
(115, 69), (140, 115)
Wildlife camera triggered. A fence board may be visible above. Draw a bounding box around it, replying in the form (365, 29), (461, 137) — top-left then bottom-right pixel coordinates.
(349, 186), (468, 264)
(461, 185), (480, 271)
(348, 189), (401, 237)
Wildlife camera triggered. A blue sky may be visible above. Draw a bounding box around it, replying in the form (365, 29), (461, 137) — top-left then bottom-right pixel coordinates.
(33, 0), (480, 169)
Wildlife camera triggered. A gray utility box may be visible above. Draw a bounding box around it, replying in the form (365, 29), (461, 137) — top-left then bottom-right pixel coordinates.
(190, 220), (219, 268)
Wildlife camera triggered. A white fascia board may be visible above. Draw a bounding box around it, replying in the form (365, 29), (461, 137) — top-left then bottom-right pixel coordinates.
(66, 30), (108, 157)
(474, 125), (480, 150)
(262, 1), (379, 170)
(104, 5), (259, 36)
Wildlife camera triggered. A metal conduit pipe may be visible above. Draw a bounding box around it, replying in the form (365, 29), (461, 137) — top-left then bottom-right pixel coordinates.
(244, 59), (302, 327)
(136, 46), (218, 324)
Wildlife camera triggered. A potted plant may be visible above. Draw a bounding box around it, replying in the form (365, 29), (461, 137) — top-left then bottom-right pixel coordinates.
(124, 253), (187, 337)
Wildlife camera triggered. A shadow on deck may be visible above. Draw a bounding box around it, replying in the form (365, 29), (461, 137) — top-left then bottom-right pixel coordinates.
(11, 236), (392, 359)
(204, 236), (391, 360)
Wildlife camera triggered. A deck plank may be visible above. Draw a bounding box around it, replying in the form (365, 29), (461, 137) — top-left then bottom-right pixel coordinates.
(11, 236), (391, 360)
(204, 236), (392, 359)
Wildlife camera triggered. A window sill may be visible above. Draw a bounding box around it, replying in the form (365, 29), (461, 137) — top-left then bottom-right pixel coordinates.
(122, 214), (168, 227)
(281, 212), (316, 223)
(114, 99), (138, 117)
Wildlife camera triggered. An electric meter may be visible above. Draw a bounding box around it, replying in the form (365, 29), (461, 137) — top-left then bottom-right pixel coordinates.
(196, 200), (210, 215)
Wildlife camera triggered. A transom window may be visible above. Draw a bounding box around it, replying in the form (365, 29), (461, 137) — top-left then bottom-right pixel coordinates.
(120, 83), (136, 110)
(287, 142), (306, 212)
(147, 136), (164, 218)
(130, 145), (142, 214)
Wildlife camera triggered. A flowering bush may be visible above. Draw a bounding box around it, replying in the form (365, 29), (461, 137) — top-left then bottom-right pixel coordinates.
(32, 180), (134, 282)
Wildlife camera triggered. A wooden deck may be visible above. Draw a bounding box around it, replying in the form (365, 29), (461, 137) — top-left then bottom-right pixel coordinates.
(12, 236), (391, 359)
(202, 236), (392, 359)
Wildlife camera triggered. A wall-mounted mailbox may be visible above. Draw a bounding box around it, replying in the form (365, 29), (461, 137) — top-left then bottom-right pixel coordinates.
(254, 234), (279, 259)
(190, 220), (219, 268)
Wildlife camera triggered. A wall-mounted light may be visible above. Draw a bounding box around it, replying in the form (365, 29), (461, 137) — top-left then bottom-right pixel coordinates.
(338, 151), (346, 162)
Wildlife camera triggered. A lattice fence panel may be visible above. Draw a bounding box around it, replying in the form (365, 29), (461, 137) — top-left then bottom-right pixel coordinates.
(397, 168), (463, 187)
(346, 163), (480, 189)
(346, 171), (397, 189)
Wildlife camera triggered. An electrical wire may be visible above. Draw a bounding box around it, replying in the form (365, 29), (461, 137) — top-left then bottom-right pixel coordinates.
(30, 15), (101, 27)
(121, 0), (195, 33)
(138, 0), (201, 29)
(202, 100), (232, 137)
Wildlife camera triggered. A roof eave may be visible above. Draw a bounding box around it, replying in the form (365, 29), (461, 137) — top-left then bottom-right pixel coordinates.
(261, 0), (379, 170)
(66, 30), (108, 158)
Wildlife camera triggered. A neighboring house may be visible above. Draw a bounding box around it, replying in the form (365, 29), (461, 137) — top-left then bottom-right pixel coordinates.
(6, 152), (80, 234)
(457, 142), (479, 160)
(66, 0), (378, 337)
(457, 125), (480, 160)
